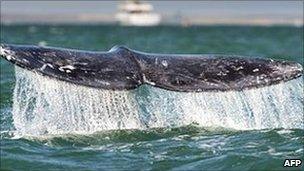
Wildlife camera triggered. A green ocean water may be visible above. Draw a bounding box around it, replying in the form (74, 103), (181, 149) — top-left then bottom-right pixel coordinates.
(0, 25), (303, 170)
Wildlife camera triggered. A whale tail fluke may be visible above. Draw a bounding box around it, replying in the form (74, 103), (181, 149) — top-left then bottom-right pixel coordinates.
(1, 43), (302, 92)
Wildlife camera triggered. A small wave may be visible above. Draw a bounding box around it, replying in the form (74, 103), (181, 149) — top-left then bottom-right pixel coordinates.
(23, 125), (238, 147)
(5, 126), (302, 148)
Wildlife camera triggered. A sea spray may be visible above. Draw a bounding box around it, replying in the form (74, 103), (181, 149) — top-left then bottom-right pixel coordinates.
(12, 67), (303, 136)
(13, 67), (143, 135)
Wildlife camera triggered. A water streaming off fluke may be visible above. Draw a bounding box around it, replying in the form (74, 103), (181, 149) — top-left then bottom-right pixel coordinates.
(12, 67), (303, 136)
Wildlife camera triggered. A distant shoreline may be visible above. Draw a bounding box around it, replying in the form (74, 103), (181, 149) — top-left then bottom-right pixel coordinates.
(1, 23), (303, 28)
(1, 13), (303, 27)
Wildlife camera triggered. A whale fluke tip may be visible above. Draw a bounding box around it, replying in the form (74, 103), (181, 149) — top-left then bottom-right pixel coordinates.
(109, 45), (131, 52)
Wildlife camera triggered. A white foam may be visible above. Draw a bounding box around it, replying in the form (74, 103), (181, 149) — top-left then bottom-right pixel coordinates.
(12, 67), (304, 136)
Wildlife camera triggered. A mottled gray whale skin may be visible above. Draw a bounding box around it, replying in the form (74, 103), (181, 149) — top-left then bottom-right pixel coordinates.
(0, 44), (302, 92)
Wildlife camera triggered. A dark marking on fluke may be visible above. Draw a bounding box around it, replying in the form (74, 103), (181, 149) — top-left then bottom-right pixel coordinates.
(0, 44), (302, 92)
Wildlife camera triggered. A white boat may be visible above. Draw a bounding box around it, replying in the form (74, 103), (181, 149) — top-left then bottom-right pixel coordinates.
(115, 0), (161, 26)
